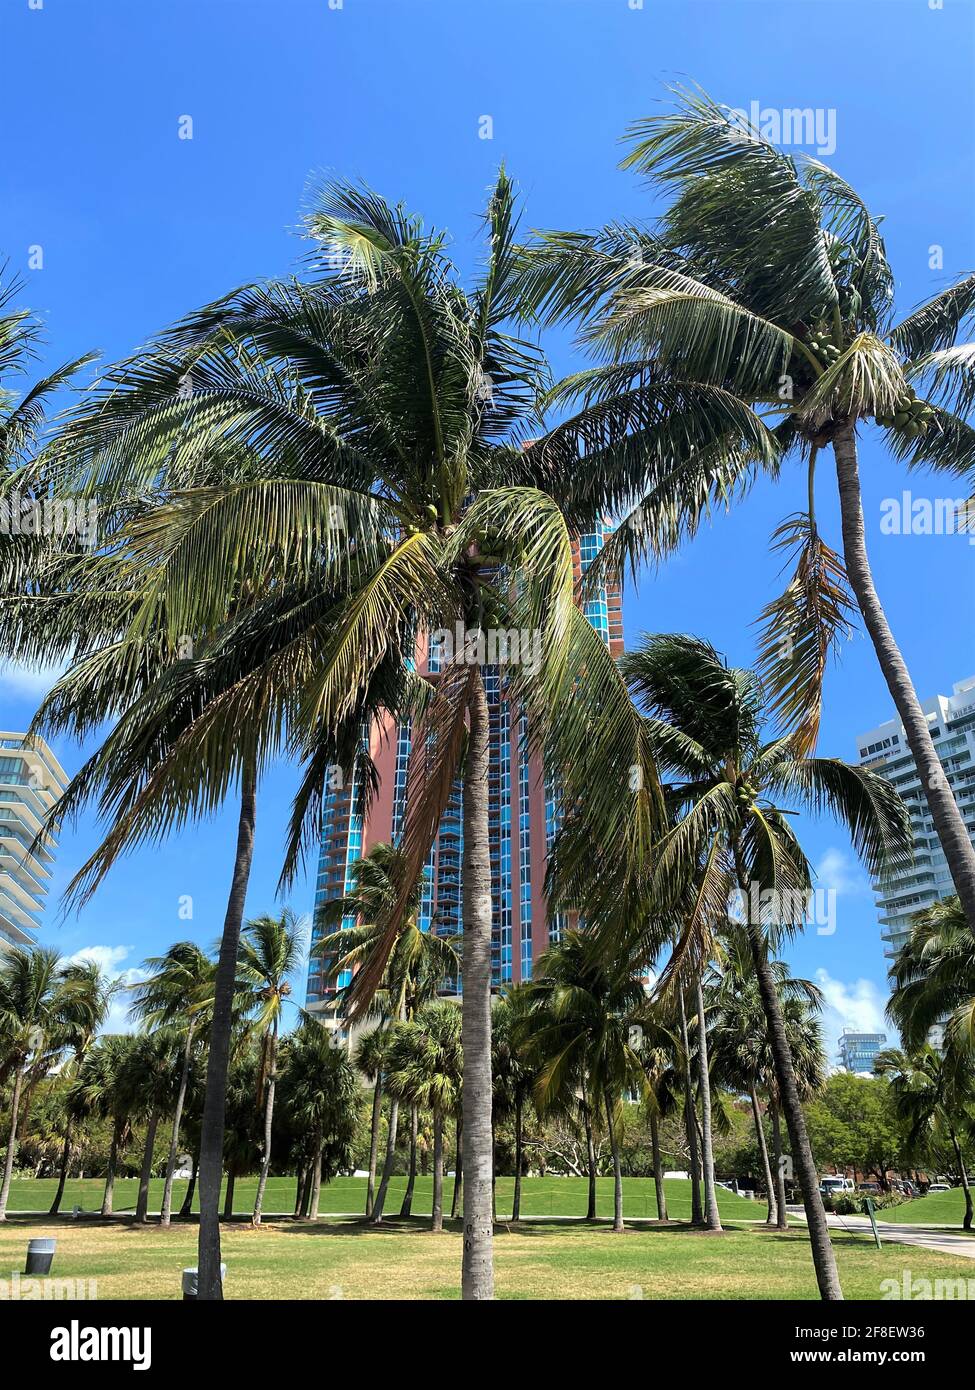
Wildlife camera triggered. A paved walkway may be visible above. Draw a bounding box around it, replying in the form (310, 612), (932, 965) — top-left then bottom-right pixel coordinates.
(791, 1208), (975, 1260)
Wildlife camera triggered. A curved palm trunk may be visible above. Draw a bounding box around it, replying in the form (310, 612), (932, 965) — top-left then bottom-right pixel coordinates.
(432, 1106), (445, 1232)
(49, 1114), (74, 1215)
(0, 1062), (26, 1221)
(834, 425), (975, 928)
(749, 1081), (777, 1226)
(365, 1075), (383, 1217)
(371, 1097), (400, 1222)
(252, 1022), (278, 1228)
(451, 1113), (463, 1219)
(161, 1022), (195, 1227)
(136, 1109), (160, 1223)
(102, 1116), (124, 1217)
(695, 976), (722, 1232)
(222, 1170), (236, 1220)
(512, 1096), (523, 1222)
(583, 1098), (598, 1220)
(949, 1131), (974, 1231)
(400, 1104), (418, 1217)
(179, 1151), (197, 1218)
(197, 756), (257, 1299)
(649, 1110), (668, 1221)
(678, 988), (703, 1224)
(461, 668), (494, 1300)
(603, 1090), (624, 1233)
(769, 1102), (789, 1233)
(745, 918), (842, 1299)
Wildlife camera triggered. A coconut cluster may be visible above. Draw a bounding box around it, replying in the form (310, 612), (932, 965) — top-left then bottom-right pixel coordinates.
(876, 388), (935, 437)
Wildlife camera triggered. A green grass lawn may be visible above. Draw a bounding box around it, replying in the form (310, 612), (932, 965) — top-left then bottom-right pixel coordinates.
(4, 1174), (762, 1221)
(0, 1212), (969, 1300)
(880, 1188), (972, 1228)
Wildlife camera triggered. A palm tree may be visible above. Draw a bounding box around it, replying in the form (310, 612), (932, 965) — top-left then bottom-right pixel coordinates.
(118, 1030), (180, 1223)
(876, 1046), (974, 1230)
(129, 942), (214, 1226)
(888, 896), (975, 1057)
(237, 909), (305, 1226)
(709, 926), (824, 1228)
(316, 842), (458, 1222)
(514, 84), (975, 931)
(279, 1022), (360, 1220)
(26, 174), (663, 1298)
(618, 634), (910, 1298)
(48, 959), (113, 1214)
(386, 1000), (462, 1231)
(70, 1034), (139, 1216)
(491, 993), (535, 1221)
(519, 931), (649, 1233)
(0, 945), (78, 1221)
(353, 1026), (391, 1218)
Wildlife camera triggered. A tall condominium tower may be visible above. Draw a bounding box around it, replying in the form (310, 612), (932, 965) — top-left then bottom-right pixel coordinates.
(0, 732), (68, 948)
(306, 526), (624, 1013)
(855, 676), (975, 961)
(837, 1028), (887, 1075)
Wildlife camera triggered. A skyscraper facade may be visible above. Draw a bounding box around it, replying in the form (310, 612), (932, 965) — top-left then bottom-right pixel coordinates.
(306, 526), (624, 1014)
(856, 675), (975, 961)
(837, 1029), (887, 1075)
(0, 732), (68, 949)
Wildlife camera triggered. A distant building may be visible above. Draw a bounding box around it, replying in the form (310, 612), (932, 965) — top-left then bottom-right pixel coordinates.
(0, 732), (68, 948)
(837, 1029), (887, 1075)
(856, 676), (975, 961)
(306, 526), (624, 1016)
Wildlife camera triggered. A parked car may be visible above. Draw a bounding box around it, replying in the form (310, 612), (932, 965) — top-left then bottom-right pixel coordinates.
(928, 1182), (952, 1192)
(858, 1182), (881, 1193)
(820, 1176), (856, 1196)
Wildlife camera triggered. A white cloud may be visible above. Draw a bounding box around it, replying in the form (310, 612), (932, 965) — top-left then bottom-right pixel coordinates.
(815, 968), (891, 1058)
(63, 944), (145, 1034)
(814, 847), (870, 897)
(0, 660), (66, 700)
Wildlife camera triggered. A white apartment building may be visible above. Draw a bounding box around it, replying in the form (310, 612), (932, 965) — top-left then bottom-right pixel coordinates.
(0, 732), (68, 948)
(856, 677), (975, 960)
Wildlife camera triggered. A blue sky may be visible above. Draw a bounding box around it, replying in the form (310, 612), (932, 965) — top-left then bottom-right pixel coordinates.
(2, 0), (974, 1047)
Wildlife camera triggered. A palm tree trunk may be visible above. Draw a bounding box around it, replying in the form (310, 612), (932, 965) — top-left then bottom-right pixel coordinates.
(0, 1062), (26, 1221)
(695, 975), (722, 1233)
(432, 1107), (445, 1233)
(222, 1170), (236, 1220)
(309, 1137), (323, 1221)
(49, 1114), (74, 1215)
(161, 1022), (195, 1227)
(461, 667), (494, 1300)
(834, 424), (975, 928)
(299, 1164), (314, 1218)
(604, 1090), (624, 1233)
(750, 1080), (777, 1226)
(451, 1112), (463, 1219)
(365, 1075), (383, 1217)
(650, 1109), (668, 1221)
(179, 1151), (197, 1218)
(949, 1131), (973, 1231)
(512, 1096), (523, 1222)
(744, 916), (842, 1300)
(197, 755), (257, 1300)
(400, 1104), (418, 1217)
(678, 988), (703, 1224)
(371, 1097), (400, 1222)
(584, 1098), (598, 1220)
(769, 1101), (789, 1233)
(252, 1023), (278, 1228)
(136, 1109), (160, 1223)
(102, 1117), (123, 1217)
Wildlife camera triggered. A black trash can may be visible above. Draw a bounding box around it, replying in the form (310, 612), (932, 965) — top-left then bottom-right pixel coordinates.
(181, 1263), (226, 1300)
(25, 1237), (56, 1276)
